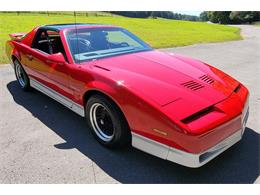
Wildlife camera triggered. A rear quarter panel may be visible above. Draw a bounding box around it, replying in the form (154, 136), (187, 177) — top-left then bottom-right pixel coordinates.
(5, 40), (16, 65)
(5, 26), (39, 65)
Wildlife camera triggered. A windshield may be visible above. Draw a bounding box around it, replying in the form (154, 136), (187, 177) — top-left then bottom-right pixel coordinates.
(65, 27), (152, 63)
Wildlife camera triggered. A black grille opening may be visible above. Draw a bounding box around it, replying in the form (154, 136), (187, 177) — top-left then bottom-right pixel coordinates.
(199, 147), (224, 163)
(181, 106), (214, 124)
(234, 84), (241, 93)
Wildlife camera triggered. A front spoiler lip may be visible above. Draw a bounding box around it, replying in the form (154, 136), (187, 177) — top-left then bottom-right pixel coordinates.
(132, 107), (249, 168)
(132, 128), (244, 168)
(170, 127), (244, 167)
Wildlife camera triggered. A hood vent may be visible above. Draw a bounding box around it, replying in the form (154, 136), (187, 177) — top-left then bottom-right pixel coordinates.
(181, 80), (204, 91)
(199, 75), (215, 84)
(93, 65), (110, 71)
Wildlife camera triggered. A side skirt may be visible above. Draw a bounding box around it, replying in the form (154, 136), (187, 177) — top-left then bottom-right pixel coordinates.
(30, 78), (85, 117)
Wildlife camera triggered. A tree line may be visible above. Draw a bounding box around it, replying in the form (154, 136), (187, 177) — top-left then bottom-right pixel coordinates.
(200, 11), (260, 24)
(110, 11), (260, 24)
(109, 11), (200, 21)
(3, 11), (260, 24)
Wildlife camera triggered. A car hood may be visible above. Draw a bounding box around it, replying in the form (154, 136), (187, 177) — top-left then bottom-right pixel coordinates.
(87, 50), (239, 120)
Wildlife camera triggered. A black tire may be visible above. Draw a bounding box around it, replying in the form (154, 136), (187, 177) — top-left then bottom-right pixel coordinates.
(14, 59), (31, 91)
(85, 94), (131, 148)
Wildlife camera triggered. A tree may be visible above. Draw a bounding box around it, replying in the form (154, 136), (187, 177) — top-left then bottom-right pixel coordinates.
(207, 11), (231, 24)
(207, 12), (218, 23)
(217, 11), (231, 24)
(150, 11), (157, 19)
(230, 11), (260, 24)
(200, 11), (209, 21)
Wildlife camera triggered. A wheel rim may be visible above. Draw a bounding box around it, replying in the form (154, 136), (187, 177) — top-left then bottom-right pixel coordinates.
(89, 103), (115, 142)
(15, 62), (26, 87)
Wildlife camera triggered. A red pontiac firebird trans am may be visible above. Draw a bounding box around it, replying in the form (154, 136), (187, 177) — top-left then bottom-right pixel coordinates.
(6, 23), (249, 167)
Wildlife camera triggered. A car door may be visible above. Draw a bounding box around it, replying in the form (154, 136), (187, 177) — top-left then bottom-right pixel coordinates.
(27, 28), (72, 98)
(20, 30), (50, 82)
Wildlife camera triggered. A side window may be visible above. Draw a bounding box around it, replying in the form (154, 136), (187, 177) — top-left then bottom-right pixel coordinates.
(46, 30), (66, 56)
(32, 29), (67, 60)
(32, 30), (50, 54)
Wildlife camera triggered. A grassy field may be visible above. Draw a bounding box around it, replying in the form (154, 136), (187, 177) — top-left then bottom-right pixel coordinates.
(0, 12), (242, 64)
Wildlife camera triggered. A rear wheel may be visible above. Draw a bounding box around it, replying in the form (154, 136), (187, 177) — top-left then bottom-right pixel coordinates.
(14, 60), (31, 91)
(85, 94), (131, 148)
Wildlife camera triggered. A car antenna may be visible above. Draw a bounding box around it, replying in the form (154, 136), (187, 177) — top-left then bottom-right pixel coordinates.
(74, 11), (80, 64)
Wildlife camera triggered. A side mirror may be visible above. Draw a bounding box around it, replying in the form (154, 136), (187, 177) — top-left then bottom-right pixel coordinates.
(48, 52), (66, 64)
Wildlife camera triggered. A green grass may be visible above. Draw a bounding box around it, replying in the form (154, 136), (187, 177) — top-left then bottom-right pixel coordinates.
(0, 12), (242, 64)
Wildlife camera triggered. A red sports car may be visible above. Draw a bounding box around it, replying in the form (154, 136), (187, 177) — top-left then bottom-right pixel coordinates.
(5, 23), (249, 167)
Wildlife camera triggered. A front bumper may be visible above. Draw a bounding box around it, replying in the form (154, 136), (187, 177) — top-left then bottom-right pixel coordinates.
(132, 106), (249, 168)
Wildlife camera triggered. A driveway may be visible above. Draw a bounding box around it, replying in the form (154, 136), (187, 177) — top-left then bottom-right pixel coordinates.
(0, 25), (259, 184)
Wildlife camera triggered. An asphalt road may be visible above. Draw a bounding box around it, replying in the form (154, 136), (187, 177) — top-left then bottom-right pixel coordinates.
(0, 25), (259, 184)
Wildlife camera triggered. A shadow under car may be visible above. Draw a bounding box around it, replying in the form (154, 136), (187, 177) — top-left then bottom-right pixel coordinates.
(7, 81), (260, 184)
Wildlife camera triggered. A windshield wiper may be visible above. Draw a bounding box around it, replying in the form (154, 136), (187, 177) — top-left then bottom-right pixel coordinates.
(83, 47), (137, 58)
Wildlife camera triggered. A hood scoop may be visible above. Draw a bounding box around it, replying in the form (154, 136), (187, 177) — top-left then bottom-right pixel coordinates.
(199, 75), (215, 84)
(181, 80), (204, 91)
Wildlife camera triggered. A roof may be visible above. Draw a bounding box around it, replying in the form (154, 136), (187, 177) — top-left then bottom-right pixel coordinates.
(41, 23), (114, 31)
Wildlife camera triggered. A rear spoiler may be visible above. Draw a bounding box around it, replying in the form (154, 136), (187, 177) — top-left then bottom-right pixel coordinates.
(9, 32), (27, 41)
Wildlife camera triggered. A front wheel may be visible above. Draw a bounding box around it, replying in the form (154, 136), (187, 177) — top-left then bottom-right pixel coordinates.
(85, 94), (131, 148)
(14, 60), (31, 91)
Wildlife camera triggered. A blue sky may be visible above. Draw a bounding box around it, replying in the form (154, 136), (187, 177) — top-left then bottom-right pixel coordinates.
(175, 11), (202, 16)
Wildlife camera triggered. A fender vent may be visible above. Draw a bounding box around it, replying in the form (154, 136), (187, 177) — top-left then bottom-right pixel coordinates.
(199, 75), (215, 84)
(181, 81), (204, 91)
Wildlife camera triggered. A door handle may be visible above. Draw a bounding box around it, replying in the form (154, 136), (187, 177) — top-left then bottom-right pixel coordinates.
(45, 59), (64, 65)
(27, 54), (33, 61)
